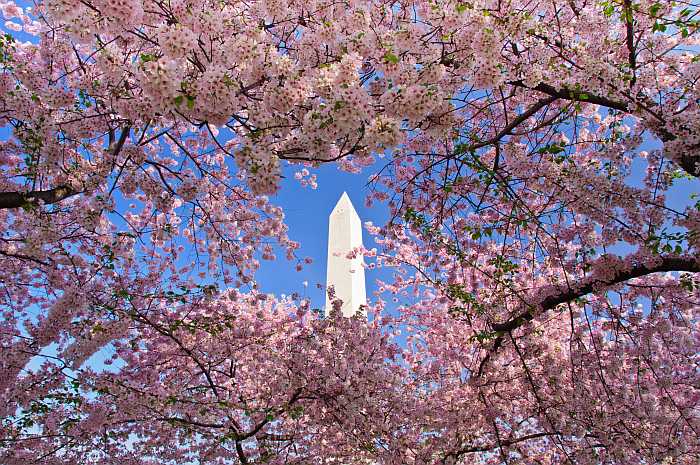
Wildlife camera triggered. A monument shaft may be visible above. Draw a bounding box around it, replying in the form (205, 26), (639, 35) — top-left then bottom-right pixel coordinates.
(325, 192), (366, 317)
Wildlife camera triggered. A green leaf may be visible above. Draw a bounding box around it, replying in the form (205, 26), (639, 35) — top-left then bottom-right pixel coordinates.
(602, 3), (615, 17)
(652, 22), (667, 33)
(383, 52), (399, 64)
(649, 3), (661, 17)
(680, 274), (695, 292)
(289, 406), (304, 419)
(115, 289), (130, 299)
(470, 330), (498, 343)
(537, 144), (565, 155)
(454, 143), (470, 155)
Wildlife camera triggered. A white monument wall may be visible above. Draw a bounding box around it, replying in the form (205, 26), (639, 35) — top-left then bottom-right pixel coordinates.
(325, 192), (367, 317)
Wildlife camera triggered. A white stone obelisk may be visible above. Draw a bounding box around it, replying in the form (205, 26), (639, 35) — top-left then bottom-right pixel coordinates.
(325, 192), (366, 317)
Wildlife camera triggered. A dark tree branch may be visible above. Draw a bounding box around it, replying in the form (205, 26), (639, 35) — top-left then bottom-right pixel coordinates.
(0, 186), (80, 210)
(446, 431), (553, 461)
(676, 152), (700, 177)
(509, 81), (700, 177)
(475, 256), (700, 378)
(509, 81), (629, 112)
(158, 417), (225, 429)
(0, 125), (131, 210)
(623, 0), (637, 86)
(0, 249), (51, 266)
(467, 96), (559, 153)
(493, 255), (700, 333)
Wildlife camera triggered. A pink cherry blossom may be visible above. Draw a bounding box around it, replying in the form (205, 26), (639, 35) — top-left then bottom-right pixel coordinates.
(1, 0), (699, 463)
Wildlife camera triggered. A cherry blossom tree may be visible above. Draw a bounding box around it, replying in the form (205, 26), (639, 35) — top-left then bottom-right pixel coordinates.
(1, 0), (699, 464)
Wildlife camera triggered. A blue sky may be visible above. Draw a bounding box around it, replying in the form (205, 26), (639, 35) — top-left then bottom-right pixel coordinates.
(256, 162), (392, 313)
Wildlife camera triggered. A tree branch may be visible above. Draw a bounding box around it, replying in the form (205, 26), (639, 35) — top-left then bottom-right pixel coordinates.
(467, 96), (559, 152)
(0, 125), (131, 210)
(0, 186), (80, 210)
(509, 81), (629, 112)
(623, 0), (637, 86)
(676, 152), (700, 177)
(509, 81), (700, 177)
(477, 257), (698, 378)
(493, 255), (700, 333)
(446, 431), (553, 461)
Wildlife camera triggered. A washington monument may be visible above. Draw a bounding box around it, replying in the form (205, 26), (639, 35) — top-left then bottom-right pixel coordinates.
(325, 192), (367, 317)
